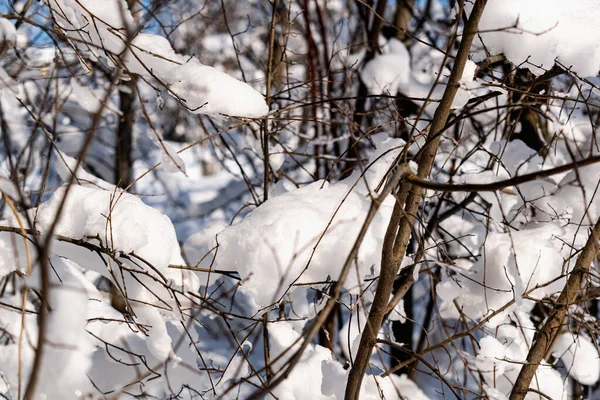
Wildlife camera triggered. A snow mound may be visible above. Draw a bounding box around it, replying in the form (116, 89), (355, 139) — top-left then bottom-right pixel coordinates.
(0, 18), (16, 44)
(553, 332), (600, 385)
(361, 38), (411, 95)
(0, 183), (200, 363)
(33, 186), (183, 275)
(268, 321), (430, 400)
(48, 0), (269, 118)
(216, 138), (405, 312)
(473, 0), (600, 77)
(437, 223), (574, 321)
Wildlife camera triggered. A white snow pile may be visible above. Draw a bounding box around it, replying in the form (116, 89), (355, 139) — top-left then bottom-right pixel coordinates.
(433, 131), (600, 397)
(436, 222), (576, 322)
(520, 161), (600, 224)
(33, 186), (190, 280)
(26, 257), (97, 399)
(0, 174), (19, 200)
(436, 136), (600, 322)
(471, 322), (568, 399)
(214, 137), (405, 312)
(268, 322), (431, 400)
(361, 36), (483, 118)
(472, 0), (600, 77)
(48, 0), (269, 118)
(39, 186), (197, 289)
(361, 38), (411, 95)
(0, 167), (210, 397)
(481, 136), (600, 226)
(451, 59), (479, 109)
(0, 66), (18, 94)
(552, 332), (600, 386)
(2, 178), (199, 355)
(0, 17), (16, 44)
(0, 254), (218, 399)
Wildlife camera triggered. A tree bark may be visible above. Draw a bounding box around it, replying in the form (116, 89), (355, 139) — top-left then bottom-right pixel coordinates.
(395, 0), (414, 42)
(115, 79), (135, 188)
(343, 1), (488, 398)
(509, 218), (600, 400)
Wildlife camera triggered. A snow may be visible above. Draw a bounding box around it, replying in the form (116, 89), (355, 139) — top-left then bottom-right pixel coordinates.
(147, 133), (187, 174)
(475, 336), (508, 377)
(0, 18), (16, 44)
(124, 33), (183, 77)
(365, 37), (483, 116)
(472, 0), (600, 77)
(0, 174), (19, 199)
(44, 184), (195, 293)
(269, 322), (336, 399)
(388, 298), (406, 323)
(361, 38), (411, 95)
(214, 138), (404, 312)
(533, 163), (600, 224)
(54, 150), (115, 190)
(33, 186), (178, 270)
(339, 307), (365, 361)
(0, 234), (17, 277)
(437, 222), (572, 321)
(2, 174), (199, 368)
(48, 0), (269, 118)
(552, 332), (600, 385)
(322, 357), (431, 400)
(2, 0), (600, 398)
(453, 59), (480, 108)
(269, 322), (430, 400)
(48, 0), (135, 59)
(488, 140), (542, 176)
(167, 58), (269, 117)
(182, 220), (227, 287)
(0, 221), (37, 278)
(469, 321), (568, 400)
(0, 66), (18, 94)
(124, 33), (269, 117)
(28, 257), (97, 399)
(70, 79), (120, 114)
(0, 296), (37, 396)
